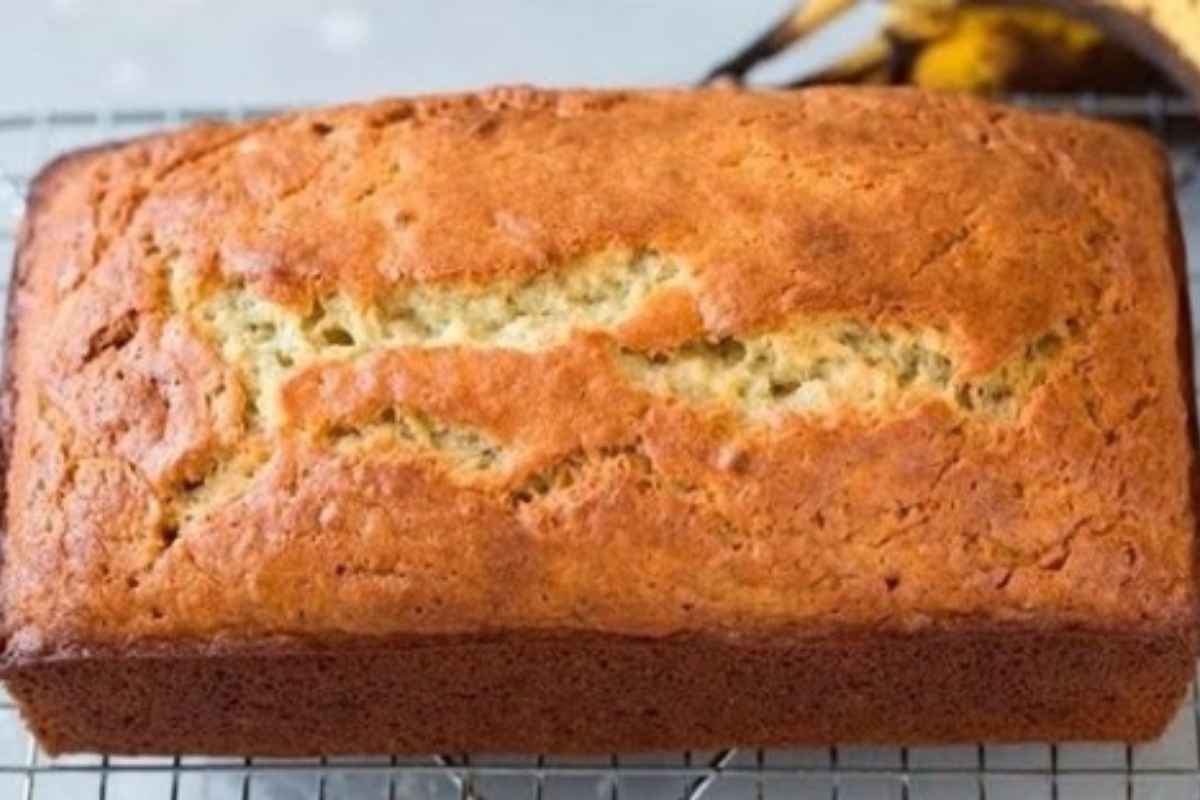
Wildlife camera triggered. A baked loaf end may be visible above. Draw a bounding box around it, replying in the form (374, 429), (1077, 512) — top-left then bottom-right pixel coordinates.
(2, 86), (1196, 754)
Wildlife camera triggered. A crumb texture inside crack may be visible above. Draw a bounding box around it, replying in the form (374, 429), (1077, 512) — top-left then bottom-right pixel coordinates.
(621, 323), (1068, 420)
(175, 251), (692, 428)
(171, 250), (1071, 432)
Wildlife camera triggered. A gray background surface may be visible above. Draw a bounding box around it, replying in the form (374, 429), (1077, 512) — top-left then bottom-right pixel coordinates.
(0, 0), (879, 112)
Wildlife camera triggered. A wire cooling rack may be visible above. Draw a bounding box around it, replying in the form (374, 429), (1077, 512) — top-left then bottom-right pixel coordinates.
(3, 96), (1200, 800)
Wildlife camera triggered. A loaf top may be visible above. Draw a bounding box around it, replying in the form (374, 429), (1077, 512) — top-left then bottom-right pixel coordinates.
(2, 86), (1195, 658)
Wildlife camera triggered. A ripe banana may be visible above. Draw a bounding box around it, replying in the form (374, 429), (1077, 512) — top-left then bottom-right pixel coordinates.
(705, 0), (1187, 98)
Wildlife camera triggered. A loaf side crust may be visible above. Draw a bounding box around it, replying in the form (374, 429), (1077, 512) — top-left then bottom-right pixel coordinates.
(7, 627), (1194, 754)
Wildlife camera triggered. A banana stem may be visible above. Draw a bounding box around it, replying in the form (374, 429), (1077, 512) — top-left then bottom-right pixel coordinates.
(701, 0), (859, 84)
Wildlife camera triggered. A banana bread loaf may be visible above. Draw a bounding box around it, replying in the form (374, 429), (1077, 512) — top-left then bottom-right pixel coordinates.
(2, 86), (1196, 755)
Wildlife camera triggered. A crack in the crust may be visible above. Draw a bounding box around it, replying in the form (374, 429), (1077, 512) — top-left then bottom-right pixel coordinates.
(87, 180), (108, 274)
(506, 439), (756, 573)
(334, 566), (401, 580)
(151, 129), (258, 187)
(157, 406), (506, 549)
(907, 206), (984, 282)
(160, 444), (271, 540)
(508, 442), (651, 507)
(151, 246), (1088, 560)
(175, 247), (1078, 428)
(178, 251), (691, 428)
(1023, 513), (1132, 575)
(506, 437), (751, 549)
(1071, 348), (1147, 452)
(271, 156), (329, 206)
(621, 321), (1075, 422)
(81, 309), (138, 365)
(929, 446), (965, 495)
(909, 226), (971, 281)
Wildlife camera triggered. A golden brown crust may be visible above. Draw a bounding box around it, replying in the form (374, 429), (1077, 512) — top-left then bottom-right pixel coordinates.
(1, 86), (1196, 669)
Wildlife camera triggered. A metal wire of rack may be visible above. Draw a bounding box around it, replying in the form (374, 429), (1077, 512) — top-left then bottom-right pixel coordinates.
(3, 95), (1200, 800)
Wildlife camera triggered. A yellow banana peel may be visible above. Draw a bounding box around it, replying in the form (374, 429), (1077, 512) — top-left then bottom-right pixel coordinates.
(904, 7), (1111, 92)
(706, 0), (1188, 99)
